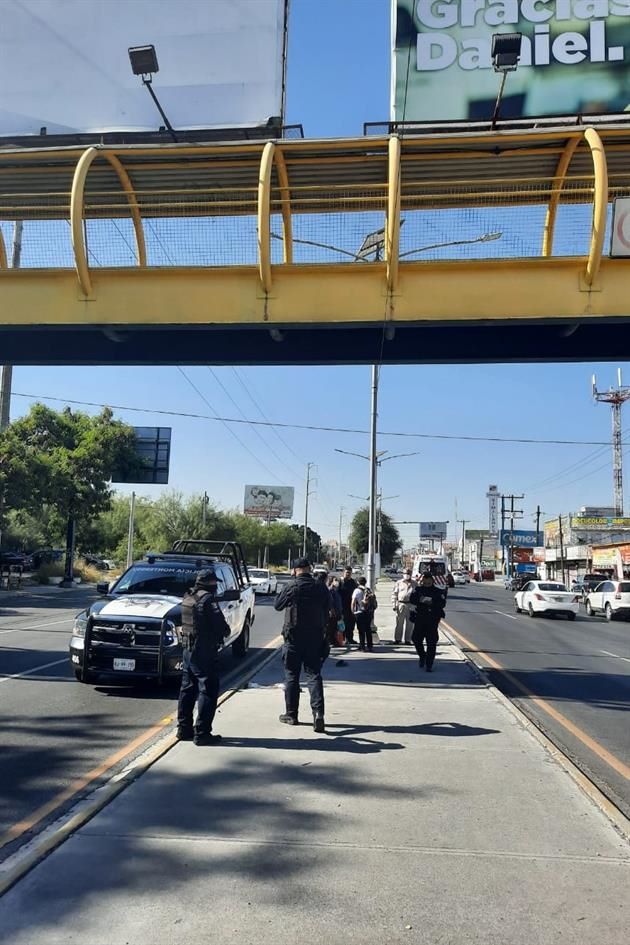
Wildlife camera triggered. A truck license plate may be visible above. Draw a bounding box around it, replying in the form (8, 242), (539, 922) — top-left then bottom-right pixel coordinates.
(113, 658), (136, 671)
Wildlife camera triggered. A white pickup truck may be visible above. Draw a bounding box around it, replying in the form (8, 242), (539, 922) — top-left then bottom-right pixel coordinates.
(69, 540), (255, 684)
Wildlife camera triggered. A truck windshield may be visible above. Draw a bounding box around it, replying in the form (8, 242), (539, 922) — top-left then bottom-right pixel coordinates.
(114, 564), (199, 597)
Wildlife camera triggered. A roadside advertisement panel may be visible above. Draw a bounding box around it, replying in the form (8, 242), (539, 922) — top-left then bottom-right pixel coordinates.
(592, 547), (618, 567)
(392, 2), (630, 122)
(244, 485), (294, 520)
(0, 0), (287, 135)
(419, 521), (448, 539)
(570, 515), (630, 528)
(500, 529), (539, 546)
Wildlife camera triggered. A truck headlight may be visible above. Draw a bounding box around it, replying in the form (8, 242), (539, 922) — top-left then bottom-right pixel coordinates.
(164, 622), (181, 647)
(73, 612), (88, 637)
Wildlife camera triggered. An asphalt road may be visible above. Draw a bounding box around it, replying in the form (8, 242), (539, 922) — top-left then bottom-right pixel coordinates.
(0, 585), (284, 859)
(442, 581), (630, 819)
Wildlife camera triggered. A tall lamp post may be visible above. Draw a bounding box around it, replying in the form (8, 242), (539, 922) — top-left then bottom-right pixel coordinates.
(336, 445), (420, 589)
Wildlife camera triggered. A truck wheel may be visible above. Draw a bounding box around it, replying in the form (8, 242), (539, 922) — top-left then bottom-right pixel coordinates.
(232, 617), (250, 659)
(74, 667), (97, 683)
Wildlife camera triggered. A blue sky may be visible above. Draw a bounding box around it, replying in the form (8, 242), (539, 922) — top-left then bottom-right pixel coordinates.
(7, 0), (629, 548)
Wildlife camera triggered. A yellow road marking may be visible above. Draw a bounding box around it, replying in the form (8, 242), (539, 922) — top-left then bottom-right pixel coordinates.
(0, 633), (283, 850)
(443, 620), (630, 784)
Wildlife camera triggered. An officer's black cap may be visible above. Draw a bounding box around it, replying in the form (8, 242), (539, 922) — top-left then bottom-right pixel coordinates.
(195, 568), (218, 588)
(294, 557), (311, 569)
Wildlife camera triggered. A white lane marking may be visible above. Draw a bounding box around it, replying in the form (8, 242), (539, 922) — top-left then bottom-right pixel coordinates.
(494, 610), (518, 620)
(600, 649), (630, 664)
(0, 658), (69, 684)
(0, 617), (74, 636)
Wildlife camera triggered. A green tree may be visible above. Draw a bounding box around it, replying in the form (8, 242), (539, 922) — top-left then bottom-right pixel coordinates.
(348, 506), (401, 565)
(0, 405), (140, 573)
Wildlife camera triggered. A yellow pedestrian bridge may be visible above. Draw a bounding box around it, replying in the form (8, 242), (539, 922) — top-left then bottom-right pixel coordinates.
(0, 119), (629, 364)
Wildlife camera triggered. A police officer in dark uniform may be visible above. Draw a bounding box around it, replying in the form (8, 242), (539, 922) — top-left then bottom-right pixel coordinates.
(274, 557), (330, 732)
(409, 571), (446, 673)
(177, 569), (230, 745)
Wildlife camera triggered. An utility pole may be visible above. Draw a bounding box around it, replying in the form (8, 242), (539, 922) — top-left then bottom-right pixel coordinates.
(535, 505), (542, 546)
(303, 462), (315, 558)
(500, 495), (506, 573)
(558, 514), (566, 585)
(457, 519), (469, 568)
(500, 492), (524, 578)
(201, 491), (209, 529)
(338, 506), (344, 569)
(0, 221), (23, 430)
(367, 365), (379, 590)
(592, 370), (630, 515)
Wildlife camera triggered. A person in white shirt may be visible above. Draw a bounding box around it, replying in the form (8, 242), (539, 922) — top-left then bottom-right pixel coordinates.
(391, 568), (415, 644)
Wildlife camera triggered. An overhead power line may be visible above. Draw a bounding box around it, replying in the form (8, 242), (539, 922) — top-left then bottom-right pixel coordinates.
(11, 390), (612, 447)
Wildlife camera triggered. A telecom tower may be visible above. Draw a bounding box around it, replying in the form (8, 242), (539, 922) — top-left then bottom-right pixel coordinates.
(592, 369), (630, 516)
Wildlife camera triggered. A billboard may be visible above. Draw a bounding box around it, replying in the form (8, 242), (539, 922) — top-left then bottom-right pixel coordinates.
(571, 515), (630, 528)
(0, 0), (287, 136)
(500, 529), (539, 547)
(244, 485), (294, 520)
(392, 2), (630, 122)
(112, 427), (171, 485)
(419, 521), (448, 539)
(487, 485), (499, 537)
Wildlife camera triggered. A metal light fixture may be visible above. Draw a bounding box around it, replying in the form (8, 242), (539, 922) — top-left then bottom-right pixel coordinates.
(490, 32), (522, 128)
(491, 32), (522, 72)
(128, 44), (177, 141)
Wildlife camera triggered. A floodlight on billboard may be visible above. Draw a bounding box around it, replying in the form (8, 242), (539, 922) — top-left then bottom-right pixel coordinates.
(244, 485), (294, 520)
(0, 0), (288, 136)
(392, 1), (630, 123)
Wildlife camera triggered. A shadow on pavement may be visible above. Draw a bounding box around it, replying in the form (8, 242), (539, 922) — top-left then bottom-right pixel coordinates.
(325, 721), (501, 738)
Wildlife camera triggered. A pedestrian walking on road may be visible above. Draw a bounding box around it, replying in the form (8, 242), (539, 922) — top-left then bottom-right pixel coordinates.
(409, 572), (446, 673)
(274, 557), (331, 732)
(176, 569), (231, 745)
(352, 577), (378, 652)
(338, 567), (358, 645)
(391, 568), (415, 644)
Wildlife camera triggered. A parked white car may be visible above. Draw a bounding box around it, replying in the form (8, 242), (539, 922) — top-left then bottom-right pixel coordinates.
(452, 571), (467, 586)
(514, 580), (579, 620)
(585, 580), (630, 621)
(248, 568), (278, 596)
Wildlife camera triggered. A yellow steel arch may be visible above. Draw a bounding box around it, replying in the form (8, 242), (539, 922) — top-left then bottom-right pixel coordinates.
(104, 152), (147, 267)
(541, 134), (580, 258)
(70, 147), (98, 296)
(257, 141), (275, 293)
(274, 146), (293, 264)
(584, 127), (609, 288)
(386, 135), (401, 296)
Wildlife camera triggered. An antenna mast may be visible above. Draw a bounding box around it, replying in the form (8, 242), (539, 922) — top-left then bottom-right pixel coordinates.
(592, 369), (630, 515)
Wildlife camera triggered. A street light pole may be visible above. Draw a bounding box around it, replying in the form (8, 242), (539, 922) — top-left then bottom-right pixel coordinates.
(367, 365), (379, 590)
(303, 462), (315, 558)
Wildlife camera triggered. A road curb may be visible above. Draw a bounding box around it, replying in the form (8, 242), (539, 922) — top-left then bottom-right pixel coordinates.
(0, 640), (283, 898)
(440, 623), (630, 844)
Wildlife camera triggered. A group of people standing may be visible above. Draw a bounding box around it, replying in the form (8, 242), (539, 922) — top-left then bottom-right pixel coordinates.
(176, 559), (447, 744)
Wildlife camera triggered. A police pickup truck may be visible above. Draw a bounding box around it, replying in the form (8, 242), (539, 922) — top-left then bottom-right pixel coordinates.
(69, 540), (255, 684)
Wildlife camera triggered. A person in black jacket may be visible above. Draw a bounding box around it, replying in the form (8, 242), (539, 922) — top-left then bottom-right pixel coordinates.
(338, 567), (358, 645)
(409, 571), (446, 673)
(176, 569), (230, 745)
(274, 557), (331, 732)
